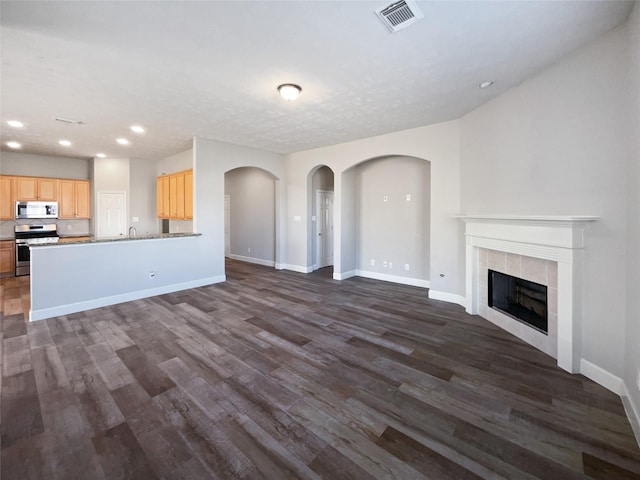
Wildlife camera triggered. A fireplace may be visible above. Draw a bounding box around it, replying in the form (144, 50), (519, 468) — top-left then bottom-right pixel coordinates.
(488, 269), (548, 334)
(458, 215), (597, 373)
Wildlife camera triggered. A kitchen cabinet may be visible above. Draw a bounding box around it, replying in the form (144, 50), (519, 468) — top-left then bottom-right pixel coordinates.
(0, 175), (14, 219)
(185, 170), (193, 219)
(157, 169), (192, 220)
(157, 175), (170, 218)
(15, 176), (58, 201)
(59, 179), (91, 219)
(0, 240), (15, 277)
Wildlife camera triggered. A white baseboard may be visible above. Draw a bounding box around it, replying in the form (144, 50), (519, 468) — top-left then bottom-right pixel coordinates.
(283, 264), (313, 274)
(428, 290), (466, 307)
(228, 254), (275, 268)
(354, 269), (430, 288)
(334, 270), (356, 280)
(30, 275), (225, 322)
(621, 384), (640, 448)
(580, 359), (624, 394)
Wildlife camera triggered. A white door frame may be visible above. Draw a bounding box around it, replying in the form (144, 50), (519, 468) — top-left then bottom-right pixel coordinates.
(315, 190), (334, 269)
(224, 194), (231, 257)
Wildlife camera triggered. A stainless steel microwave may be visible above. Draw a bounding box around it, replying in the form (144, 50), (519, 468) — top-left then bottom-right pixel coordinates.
(16, 201), (59, 219)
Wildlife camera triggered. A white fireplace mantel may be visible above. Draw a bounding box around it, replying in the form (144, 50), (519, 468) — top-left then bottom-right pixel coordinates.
(457, 215), (598, 373)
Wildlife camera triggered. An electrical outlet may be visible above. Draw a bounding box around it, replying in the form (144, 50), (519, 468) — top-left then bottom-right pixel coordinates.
(406, 194), (411, 202)
(370, 259), (375, 266)
(405, 264), (410, 271)
(388, 262), (392, 269)
(248, 247), (251, 253)
(148, 271), (156, 279)
(383, 261), (388, 268)
(383, 195), (388, 202)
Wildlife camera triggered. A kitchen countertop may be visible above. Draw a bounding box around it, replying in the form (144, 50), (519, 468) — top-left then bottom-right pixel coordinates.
(32, 232), (201, 246)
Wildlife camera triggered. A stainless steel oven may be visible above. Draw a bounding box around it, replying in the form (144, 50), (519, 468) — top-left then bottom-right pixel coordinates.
(14, 224), (59, 276)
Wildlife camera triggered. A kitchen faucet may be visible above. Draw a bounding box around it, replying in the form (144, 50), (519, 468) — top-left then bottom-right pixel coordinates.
(128, 226), (137, 237)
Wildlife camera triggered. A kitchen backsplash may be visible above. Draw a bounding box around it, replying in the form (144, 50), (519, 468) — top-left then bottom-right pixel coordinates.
(1, 219), (91, 238)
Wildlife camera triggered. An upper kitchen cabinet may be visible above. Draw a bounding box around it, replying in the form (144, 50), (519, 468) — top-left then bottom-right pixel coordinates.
(185, 169), (193, 220)
(15, 176), (58, 201)
(0, 175), (14, 219)
(157, 169), (192, 220)
(59, 179), (91, 219)
(157, 175), (170, 219)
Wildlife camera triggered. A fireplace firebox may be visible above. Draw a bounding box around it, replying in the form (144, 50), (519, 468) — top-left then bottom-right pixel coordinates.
(488, 270), (548, 334)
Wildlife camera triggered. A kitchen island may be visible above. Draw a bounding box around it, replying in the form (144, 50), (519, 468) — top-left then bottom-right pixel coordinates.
(29, 232), (223, 321)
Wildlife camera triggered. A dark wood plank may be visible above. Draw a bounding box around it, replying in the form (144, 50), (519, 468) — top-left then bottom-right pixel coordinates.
(1, 259), (639, 480)
(1, 370), (44, 448)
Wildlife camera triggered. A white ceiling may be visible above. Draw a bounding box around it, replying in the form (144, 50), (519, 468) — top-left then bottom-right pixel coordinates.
(0, 1), (634, 160)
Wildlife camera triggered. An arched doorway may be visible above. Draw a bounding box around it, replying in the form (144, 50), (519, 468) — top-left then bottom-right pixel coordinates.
(339, 155), (431, 286)
(308, 165), (335, 272)
(224, 167), (277, 267)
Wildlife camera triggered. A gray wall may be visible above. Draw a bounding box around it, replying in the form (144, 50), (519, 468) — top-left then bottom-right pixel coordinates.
(355, 156), (430, 280)
(130, 158), (158, 235)
(225, 167), (276, 263)
(157, 149), (193, 176)
(460, 24), (630, 381)
(0, 151), (90, 179)
(625, 3), (640, 434)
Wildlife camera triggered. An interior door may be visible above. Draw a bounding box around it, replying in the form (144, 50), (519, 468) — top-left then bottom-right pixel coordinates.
(97, 191), (126, 238)
(316, 190), (334, 268)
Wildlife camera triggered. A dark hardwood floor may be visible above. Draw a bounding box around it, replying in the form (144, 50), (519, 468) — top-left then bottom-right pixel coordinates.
(2, 260), (639, 479)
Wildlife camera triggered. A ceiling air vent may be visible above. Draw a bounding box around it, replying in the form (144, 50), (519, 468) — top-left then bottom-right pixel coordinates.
(375, 0), (424, 32)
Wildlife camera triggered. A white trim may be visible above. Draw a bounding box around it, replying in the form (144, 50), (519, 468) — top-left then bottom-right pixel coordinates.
(228, 254), (275, 268)
(333, 270), (356, 280)
(580, 359), (623, 394)
(428, 290), (466, 307)
(355, 269), (430, 288)
(275, 263), (286, 270)
(30, 275), (225, 322)
(284, 264), (313, 274)
(621, 384), (640, 448)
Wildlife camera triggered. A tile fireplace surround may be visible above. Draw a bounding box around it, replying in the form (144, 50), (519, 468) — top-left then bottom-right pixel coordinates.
(458, 215), (597, 374)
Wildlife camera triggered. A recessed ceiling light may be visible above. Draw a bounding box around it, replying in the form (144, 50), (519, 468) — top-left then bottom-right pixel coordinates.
(479, 81), (495, 89)
(96, 153), (106, 158)
(277, 84), (302, 101)
(130, 125), (145, 133)
(116, 138), (129, 145)
(7, 141), (22, 149)
(7, 120), (24, 128)
(58, 139), (72, 146)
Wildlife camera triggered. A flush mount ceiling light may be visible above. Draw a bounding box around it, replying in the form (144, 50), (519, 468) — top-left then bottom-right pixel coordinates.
(116, 138), (130, 145)
(7, 141), (22, 149)
(479, 81), (495, 89)
(58, 139), (72, 146)
(7, 120), (24, 128)
(96, 153), (106, 158)
(277, 84), (302, 101)
(130, 125), (145, 133)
